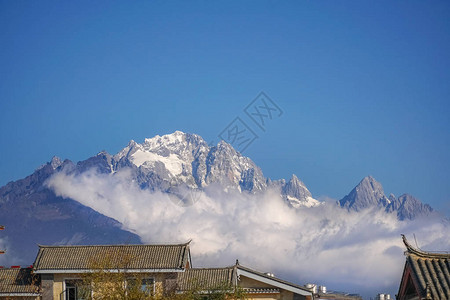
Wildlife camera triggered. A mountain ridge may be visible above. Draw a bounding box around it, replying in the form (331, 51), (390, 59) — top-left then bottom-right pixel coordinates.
(0, 159), (141, 264)
(338, 175), (433, 220)
(0, 131), (437, 264)
(43, 132), (435, 216)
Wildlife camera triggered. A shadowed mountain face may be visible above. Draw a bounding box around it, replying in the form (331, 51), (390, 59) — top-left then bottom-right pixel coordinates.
(0, 159), (141, 265)
(338, 176), (433, 220)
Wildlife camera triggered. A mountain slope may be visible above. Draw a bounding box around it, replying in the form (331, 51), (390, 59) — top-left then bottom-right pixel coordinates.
(0, 157), (141, 264)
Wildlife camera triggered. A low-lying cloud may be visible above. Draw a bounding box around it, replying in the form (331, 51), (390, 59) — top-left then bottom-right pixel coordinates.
(46, 168), (450, 298)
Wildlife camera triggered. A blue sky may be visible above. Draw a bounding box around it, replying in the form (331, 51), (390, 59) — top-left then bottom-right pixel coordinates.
(1, 1), (449, 214)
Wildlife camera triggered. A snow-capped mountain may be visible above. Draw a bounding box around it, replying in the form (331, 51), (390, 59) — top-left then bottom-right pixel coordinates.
(281, 175), (320, 208)
(114, 131), (267, 193)
(0, 131), (440, 266)
(338, 176), (433, 220)
(70, 131), (315, 206)
(57, 131), (435, 213)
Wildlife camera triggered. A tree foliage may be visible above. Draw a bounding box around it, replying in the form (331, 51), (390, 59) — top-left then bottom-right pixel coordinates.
(77, 251), (245, 300)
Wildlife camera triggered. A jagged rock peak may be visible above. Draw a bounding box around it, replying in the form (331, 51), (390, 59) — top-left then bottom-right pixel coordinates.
(50, 156), (63, 169)
(36, 156), (63, 172)
(395, 193), (433, 220)
(339, 175), (389, 211)
(284, 175), (310, 195)
(106, 131), (267, 193)
(282, 174), (319, 208)
(358, 175), (384, 192)
(96, 150), (111, 156)
(143, 131), (207, 148)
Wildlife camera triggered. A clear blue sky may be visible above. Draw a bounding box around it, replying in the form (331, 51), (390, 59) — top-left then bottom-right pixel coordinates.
(1, 1), (449, 214)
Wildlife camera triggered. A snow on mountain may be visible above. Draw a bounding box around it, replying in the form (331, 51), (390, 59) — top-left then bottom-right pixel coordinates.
(108, 132), (263, 193)
(282, 175), (320, 208)
(80, 132), (432, 215)
(108, 131), (323, 206)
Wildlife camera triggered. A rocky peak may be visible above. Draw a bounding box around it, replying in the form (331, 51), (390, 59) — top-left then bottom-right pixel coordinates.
(50, 156), (63, 169)
(281, 175), (319, 208)
(339, 176), (434, 220)
(395, 194), (433, 220)
(282, 175), (312, 199)
(339, 176), (390, 211)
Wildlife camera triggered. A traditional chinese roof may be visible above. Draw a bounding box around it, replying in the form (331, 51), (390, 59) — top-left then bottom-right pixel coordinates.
(177, 267), (234, 291)
(33, 242), (191, 273)
(178, 263), (312, 297)
(0, 268), (40, 296)
(397, 235), (450, 300)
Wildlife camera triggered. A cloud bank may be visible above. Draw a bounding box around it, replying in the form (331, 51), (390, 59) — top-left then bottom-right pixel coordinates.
(46, 168), (450, 298)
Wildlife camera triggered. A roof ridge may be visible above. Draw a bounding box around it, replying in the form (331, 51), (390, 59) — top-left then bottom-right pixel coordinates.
(402, 234), (450, 258)
(187, 267), (233, 270)
(37, 242), (190, 248)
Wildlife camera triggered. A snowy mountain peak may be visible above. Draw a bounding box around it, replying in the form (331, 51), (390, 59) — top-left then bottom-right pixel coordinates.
(100, 132), (322, 206)
(289, 174), (301, 184)
(282, 174), (319, 208)
(31, 132), (436, 216)
(143, 131), (187, 148)
(359, 175), (383, 191)
(104, 131), (268, 194)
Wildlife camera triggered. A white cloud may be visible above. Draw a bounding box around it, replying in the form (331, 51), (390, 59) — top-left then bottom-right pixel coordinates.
(46, 169), (450, 298)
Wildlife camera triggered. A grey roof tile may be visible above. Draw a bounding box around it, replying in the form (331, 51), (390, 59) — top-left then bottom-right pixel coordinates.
(401, 235), (450, 299)
(33, 243), (190, 272)
(177, 268), (234, 291)
(0, 268), (40, 295)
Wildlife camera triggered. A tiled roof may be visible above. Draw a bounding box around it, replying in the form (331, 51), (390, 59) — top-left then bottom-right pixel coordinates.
(177, 267), (234, 291)
(33, 242), (191, 272)
(178, 264), (312, 296)
(400, 235), (450, 299)
(0, 268), (40, 295)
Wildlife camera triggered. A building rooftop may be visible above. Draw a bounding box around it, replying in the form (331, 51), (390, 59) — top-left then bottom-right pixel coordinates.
(178, 263), (312, 296)
(33, 242), (191, 273)
(398, 234), (450, 299)
(0, 268), (40, 296)
(177, 267), (234, 291)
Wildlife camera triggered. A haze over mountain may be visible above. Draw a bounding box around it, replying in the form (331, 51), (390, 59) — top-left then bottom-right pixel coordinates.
(0, 131), (447, 299)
